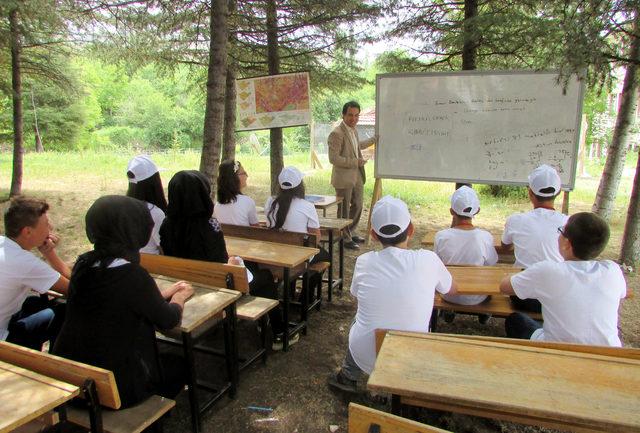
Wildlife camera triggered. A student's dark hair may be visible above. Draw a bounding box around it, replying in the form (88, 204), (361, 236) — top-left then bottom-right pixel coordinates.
(4, 196), (49, 238)
(563, 212), (610, 260)
(342, 100), (361, 115)
(126, 172), (167, 212)
(217, 159), (242, 204)
(267, 183), (305, 230)
(532, 187), (560, 202)
(376, 224), (410, 246)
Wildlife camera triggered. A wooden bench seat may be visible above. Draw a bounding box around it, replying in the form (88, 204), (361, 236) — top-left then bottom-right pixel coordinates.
(0, 341), (173, 433)
(348, 403), (450, 433)
(431, 293), (542, 331)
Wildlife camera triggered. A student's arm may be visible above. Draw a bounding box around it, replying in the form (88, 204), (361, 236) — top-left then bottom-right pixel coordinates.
(447, 279), (458, 296)
(39, 234), (71, 295)
(499, 275), (516, 295)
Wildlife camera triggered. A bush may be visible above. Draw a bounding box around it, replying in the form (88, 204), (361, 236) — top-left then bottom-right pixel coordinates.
(478, 184), (528, 200)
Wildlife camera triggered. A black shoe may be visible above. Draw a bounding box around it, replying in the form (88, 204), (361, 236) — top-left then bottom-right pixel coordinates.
(351, 235), (366, 244)
(344, 240), (360, 250)
(478, 314), (492, 325)
(443, 311), (456, 323)
(327, 371), (359, 394)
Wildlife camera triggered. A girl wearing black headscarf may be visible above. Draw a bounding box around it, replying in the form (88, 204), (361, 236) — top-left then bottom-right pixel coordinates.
(53, 195), (193, 408)
(160, 170), (286, 342)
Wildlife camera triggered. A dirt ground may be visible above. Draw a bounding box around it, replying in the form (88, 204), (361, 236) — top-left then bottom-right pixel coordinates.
(1, 187), (637, 433)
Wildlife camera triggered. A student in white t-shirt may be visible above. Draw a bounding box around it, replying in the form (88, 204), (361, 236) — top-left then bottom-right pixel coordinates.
(328, 196), (456, 394)
(500, 212), (627, 346)
(126, 155), (167, 255)
(501, 164), (569, 312)
(214, 160), (259, 227)
(435, 186), (497, 311)
(0, 197), (70, 350)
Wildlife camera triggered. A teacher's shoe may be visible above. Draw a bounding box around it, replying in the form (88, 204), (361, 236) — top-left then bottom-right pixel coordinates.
(344, 240), (360, 250)
(327, 371), (359, 394)
(351, 235), (366, 244)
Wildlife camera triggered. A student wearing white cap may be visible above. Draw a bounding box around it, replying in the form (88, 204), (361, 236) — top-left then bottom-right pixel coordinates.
(265, 166), (331, 349)
(434, 186), (498, 314)
(501, 164), (569, 312)
(126, 155), (167, 255)
(328, 195), (456, 394)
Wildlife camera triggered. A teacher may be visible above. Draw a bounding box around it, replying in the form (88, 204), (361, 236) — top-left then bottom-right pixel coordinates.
(328, 101), (376, 250)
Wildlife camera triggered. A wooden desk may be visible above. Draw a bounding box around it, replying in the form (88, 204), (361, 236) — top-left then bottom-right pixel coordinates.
(421, 230), (513, 256)
(256, 214), (352, 297)
(369, 331), (640, 432)
(225, 236), (318, 351)
(447, 265), (521, 295)
(154, 277), (241, 433)
(0, 360), (79, 432)
(307, 195), (343, 217)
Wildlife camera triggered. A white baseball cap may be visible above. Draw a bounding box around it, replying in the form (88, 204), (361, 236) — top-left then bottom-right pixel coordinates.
(528, 164), (561, 197)
(451, 185), (480, 218)
(278, 166), (304, 190)
(127, 155), (159, 184)
(371, 195), (411, 238)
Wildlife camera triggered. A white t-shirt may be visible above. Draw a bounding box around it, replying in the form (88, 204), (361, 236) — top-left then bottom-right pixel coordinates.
(502, 208), (569, 268)
(0, 236), (60, 340)
(214, 195), (259, 227)
(511, 260), (626, 346)
(264, 196), (320, 234)
(140, 203), (165, 255)
(435, 227), (498, 305)
(348, 247), (452, 374)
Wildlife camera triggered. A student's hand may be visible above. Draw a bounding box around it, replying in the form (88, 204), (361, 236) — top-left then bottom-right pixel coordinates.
(227, 256), (244, 266)
(171, 282), (194, 304)
(38, 234), (60, 255)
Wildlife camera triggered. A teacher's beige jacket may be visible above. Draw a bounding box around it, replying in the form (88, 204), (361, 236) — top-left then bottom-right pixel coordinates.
(328, 121), (375, 189)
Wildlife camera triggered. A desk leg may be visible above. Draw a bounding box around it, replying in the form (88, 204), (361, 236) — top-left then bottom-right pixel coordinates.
(391, 394), (402, 416)
(327, 229), (334, 302)
(283, 267), (290, 352)
(339, 236), (345, 292)
(182, 331), (201, 433)
(301, 270), (309, 335)
(223, 302), (239, 398)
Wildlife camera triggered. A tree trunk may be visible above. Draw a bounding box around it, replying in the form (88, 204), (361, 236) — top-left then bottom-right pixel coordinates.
(620, 147), (640, 268)
(222, 0), (237, 162)
(456, 0), (477, 190)
(267, 0), (283, 195)
(199, 0), (228, 195)
(593, 12), (640, 221)
(9, 8), (24, 197)
(31, 87), (43, 152)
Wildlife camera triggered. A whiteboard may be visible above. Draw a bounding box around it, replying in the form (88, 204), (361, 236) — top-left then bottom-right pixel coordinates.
(375, 71), (584, 189)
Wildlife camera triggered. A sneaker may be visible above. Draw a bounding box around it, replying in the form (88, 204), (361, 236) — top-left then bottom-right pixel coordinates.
(327, 371), (359, 394)
(344, 240), (360, 250)
(443, 311), (456, 323)
(351, 235), (366, 244)
(272, 332), (300, 351)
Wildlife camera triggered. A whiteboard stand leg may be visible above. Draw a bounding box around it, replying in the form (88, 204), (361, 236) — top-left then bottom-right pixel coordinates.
(562, 191), (570, 215)
(366, 178), (383, 244)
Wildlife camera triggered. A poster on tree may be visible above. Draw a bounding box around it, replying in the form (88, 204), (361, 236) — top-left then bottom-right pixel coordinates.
(235, 72), (311, 131)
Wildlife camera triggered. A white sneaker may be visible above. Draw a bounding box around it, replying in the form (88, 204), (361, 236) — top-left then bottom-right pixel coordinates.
(272, 332), (300, 351)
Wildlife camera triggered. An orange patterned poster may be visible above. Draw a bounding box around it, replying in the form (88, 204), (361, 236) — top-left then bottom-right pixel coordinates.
(236, 72), (311, 131)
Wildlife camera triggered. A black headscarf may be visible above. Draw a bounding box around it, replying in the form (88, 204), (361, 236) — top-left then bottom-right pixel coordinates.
(73, 195), (153, 279)
(160, 170), (228, 262)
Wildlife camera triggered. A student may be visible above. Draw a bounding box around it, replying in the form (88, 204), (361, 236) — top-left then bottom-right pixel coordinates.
(434, 186), (497, 322)
(126, 155), (167, 254)
(53, 196), (193, 408)
(501, 164), (569, 312)
(160, 170), (287, 348)
(0, 197), (70, 350)
(215, 159), (259, 227)
(328, 196), (456, 393)
(265, 167), (331, 319)
(499, 212), (626, 346)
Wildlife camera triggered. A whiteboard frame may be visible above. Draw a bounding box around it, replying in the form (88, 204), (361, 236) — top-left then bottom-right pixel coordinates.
(374, 70), (585, 190)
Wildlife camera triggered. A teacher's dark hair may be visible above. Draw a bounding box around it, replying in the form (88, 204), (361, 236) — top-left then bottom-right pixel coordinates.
(342, 101), (360, 115)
